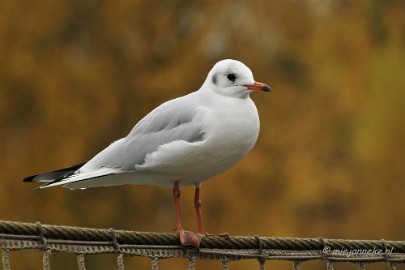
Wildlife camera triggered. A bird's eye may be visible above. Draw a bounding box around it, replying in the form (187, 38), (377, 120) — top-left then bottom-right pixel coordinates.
(227, 73), (236, 82)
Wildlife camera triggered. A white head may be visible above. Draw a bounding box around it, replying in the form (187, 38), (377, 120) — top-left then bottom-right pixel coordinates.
(201, 59), (271, 98)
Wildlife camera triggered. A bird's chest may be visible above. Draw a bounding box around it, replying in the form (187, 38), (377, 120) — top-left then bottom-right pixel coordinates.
(202, 99), (260, 155)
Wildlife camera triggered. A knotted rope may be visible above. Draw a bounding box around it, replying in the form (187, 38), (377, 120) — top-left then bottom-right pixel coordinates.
(0, 220), (404, 269)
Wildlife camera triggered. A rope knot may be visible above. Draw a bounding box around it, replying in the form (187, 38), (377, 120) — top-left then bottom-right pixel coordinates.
(255, 235), (263, 255)
(109, 228), (121, 254)
(35, 222), (48, 250)
(255, 235), (266, 269)
(319, 237), (328, 259)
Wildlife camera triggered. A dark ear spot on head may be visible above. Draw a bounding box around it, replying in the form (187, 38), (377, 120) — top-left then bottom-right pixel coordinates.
(212, 74), (217, 85)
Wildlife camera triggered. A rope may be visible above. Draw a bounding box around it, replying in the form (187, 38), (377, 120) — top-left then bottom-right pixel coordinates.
(1, 249), (10, 270)
(1, 220), (404, 253)
(42, 249), (51, 270)
(221, 259), (229, 270)
(0, 220), (405, 269)
(389, 262), (397, 270)
(77, 254), (86, 270)
(151, 257), (159, 270)
(258, 259), (265, 270)
(188, 256), (197, 270)
(117, 253), (125, 270)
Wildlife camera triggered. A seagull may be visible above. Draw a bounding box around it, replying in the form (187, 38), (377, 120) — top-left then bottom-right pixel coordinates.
(23, 59), (271, 247)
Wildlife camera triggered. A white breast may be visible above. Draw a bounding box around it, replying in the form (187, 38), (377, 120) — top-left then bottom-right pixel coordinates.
(136, 92), (260, 186)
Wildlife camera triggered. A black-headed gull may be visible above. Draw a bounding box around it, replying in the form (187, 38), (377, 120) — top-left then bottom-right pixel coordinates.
(24, 59), (271, 247)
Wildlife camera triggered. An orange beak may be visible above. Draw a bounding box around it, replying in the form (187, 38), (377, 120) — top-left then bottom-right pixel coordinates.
(243, 81), (272, 92)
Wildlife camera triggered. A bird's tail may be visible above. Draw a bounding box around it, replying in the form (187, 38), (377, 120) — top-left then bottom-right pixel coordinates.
(23, 162), (86, 184)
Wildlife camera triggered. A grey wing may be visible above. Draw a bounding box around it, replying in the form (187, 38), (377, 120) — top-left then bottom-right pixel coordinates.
(80, 96), (206, 172)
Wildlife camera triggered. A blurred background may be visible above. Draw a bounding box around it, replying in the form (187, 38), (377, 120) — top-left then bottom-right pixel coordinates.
(1, 0), (404, 269)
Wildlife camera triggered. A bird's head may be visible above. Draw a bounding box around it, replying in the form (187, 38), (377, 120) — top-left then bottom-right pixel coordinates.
(202, 59), (271, 98)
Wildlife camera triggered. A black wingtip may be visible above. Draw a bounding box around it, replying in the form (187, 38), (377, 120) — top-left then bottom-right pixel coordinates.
(22, 162), (87, 184)
(23, 174), (39, 182)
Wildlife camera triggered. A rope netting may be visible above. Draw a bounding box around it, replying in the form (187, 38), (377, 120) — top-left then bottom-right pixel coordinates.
(0, 220), (404, 269)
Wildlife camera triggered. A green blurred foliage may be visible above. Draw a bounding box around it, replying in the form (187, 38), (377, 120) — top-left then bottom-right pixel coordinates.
(1, 0), (405, 269)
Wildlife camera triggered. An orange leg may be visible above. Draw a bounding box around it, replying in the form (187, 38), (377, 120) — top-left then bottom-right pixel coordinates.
(194, 186), (204, 235)
(194, 185), (229, 238)
(172, 181), (201, 248)
(173, 181), (183, 231)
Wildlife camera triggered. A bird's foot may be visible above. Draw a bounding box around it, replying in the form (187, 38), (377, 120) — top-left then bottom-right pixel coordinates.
(177, 228), (202, 248)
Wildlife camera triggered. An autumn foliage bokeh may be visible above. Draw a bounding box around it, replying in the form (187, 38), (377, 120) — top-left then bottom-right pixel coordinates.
(1, 1), (404, 269)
